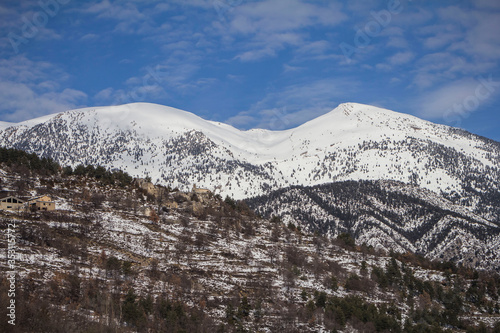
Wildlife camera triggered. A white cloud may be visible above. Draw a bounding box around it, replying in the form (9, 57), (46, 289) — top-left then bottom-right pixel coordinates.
(392, 8), (434, 27)
(84, 0), (144, 21)
(229, 0), (345, 34)
(389, 51), (414, 66)
(436, 6), (500, 61)
(376, 63), (392, 71)
(94, 85), (166, 106)
(0, 56), (87, 122)
(283, 64), (304, 73)
(217, 0), (346, 61)
(410, 50), (497, 90)
(345, 0), (382, 16)
(416, 78), (500, 121)
(225, 111), (255, 128)
(386, 37), (408, 49)
(80, 33), (98, 41)
(296, 40), (331, 56)
(0, 83), (87, 121)
(94, 57), (215, 106)
(79, 0), (170, 35)
(0, 3), (64, 55)
(165, 0), (212, 10)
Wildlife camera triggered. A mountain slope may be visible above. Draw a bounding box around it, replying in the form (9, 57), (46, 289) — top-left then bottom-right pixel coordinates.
(1, 161), (499, 332)
(0, 121), (12, 130)
(246, 180), (500, 271)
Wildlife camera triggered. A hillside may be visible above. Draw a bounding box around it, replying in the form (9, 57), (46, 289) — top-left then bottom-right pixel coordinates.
(246, 180), (500, 271)
(1, 156), (500, 332)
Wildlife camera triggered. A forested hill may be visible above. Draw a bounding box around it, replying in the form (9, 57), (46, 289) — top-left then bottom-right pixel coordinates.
(1, 152), (500, 332)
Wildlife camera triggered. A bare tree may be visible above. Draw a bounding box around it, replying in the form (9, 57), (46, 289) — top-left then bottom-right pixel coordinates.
(268, 245), (279, 265)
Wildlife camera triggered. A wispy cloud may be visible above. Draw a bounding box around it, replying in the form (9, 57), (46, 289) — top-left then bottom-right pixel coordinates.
(215, 0), (347, 62)
(388, 51), (414, 66)
(416, 76), (500, 124)
(0, 56), (87, 121)
(417, 79), (481, 119)
(226, 78), (358, 130)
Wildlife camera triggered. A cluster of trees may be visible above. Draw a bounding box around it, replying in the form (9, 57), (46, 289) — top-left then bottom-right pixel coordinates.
(310, 293), (400, 332)
(0, 147), (59, 175)
(62, 164), (133, 187)
(0, 147), (134, 188)
(0, 272), (216, 333)
(120, 289), (216, 332)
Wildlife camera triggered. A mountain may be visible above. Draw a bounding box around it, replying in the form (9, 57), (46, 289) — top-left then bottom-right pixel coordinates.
(1, 102), (499, 204)
(1, 102), (500, 268)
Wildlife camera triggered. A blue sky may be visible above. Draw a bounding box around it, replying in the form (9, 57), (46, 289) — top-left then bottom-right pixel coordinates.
(1, 0), (499, 141)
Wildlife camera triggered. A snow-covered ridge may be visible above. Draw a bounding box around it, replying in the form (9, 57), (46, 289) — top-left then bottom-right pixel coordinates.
(0, 121), (14, 130)
(1, 102), (499, 203)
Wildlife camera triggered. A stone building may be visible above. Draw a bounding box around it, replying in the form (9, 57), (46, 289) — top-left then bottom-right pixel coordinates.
(27, 195), (56, 211)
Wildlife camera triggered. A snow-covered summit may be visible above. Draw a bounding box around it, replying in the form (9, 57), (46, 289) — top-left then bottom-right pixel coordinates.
(1, 102), (499, 202)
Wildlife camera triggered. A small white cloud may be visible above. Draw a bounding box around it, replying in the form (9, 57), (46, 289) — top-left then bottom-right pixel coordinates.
(0, 82), (87, 121)
(386, 37), (409, 49)
(220, 0), (346, 62)
(153, 3), (170, 12)
(283, 64), (303, 73)
(235, 47), (277, 62)
(226, 112), (256, 128)
(389, 51), (414, 66)
(376, 63), (392, 71)
(81, 33), (98, 41)
(94, 87), (115, 102)
(226, 74), (244, 82)
(296, 40), (331, 55)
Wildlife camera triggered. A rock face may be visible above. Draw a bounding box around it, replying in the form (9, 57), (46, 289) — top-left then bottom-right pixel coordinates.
(192, 185), (212, 204)
(134, 180), (216, 217)
(134, 179), (161, 197)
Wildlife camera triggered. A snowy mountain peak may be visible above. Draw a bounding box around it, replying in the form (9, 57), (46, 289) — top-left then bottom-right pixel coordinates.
(1, 102), (499, 204)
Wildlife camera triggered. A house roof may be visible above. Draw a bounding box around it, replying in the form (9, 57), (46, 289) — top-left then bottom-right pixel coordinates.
(0, 194), (54, 203)
(0, 195), (25, 203)
(27, 195), (52, 201)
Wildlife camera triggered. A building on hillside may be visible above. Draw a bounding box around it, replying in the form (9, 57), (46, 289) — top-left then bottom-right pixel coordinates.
(0, 196), (25, 210)
(26, 195), (56, 211)
(192, 184), (211, 195)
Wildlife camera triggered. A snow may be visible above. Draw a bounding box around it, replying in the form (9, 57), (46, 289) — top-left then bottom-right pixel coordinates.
(0, 121), (14, 130)
(1, 102), (499, 200)
(13, 112), (64, 127)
